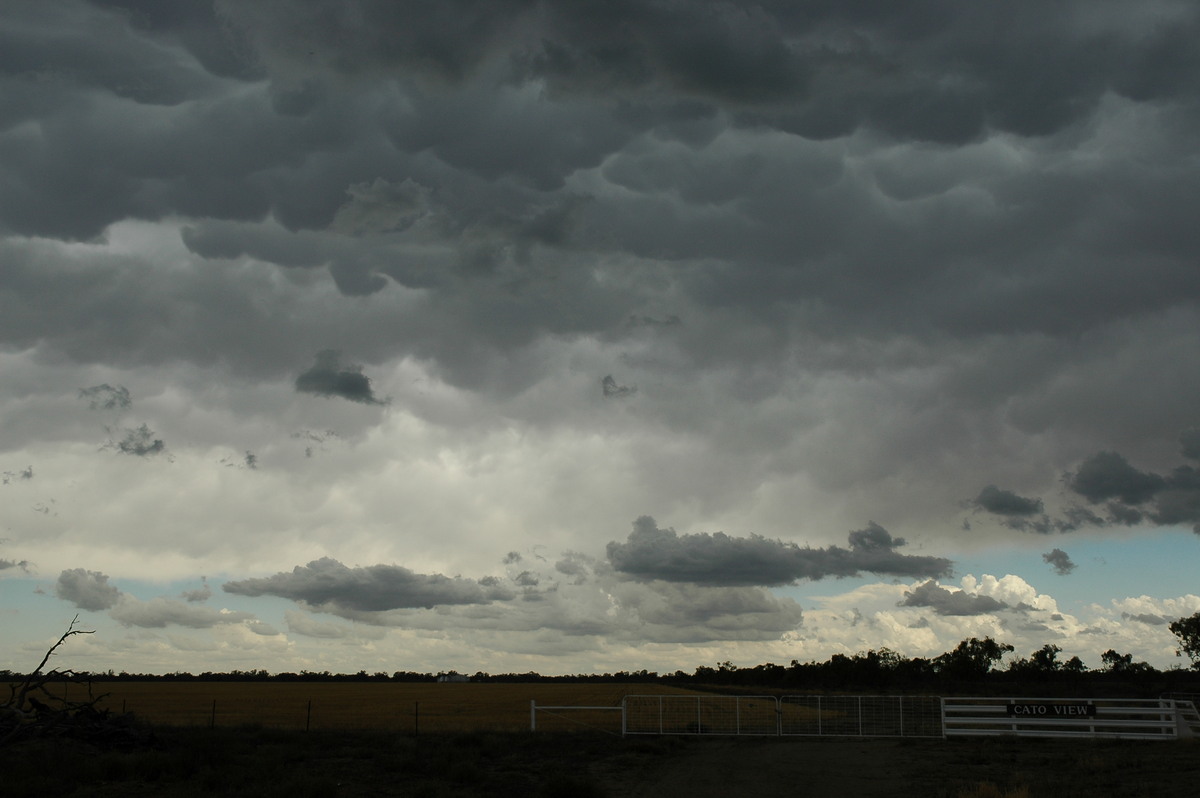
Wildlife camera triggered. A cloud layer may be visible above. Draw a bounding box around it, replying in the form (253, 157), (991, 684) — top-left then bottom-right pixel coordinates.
(607, 516), (951, 586)
(1, 0), (1199, 675)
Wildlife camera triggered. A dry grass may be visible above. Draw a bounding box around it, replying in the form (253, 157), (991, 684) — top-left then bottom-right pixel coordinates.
(34, 681), (702, 732)
(956, 785), (1031, 798)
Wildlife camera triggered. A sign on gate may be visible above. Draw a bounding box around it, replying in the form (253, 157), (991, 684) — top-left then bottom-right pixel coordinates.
(1006, 701), (1096, 718)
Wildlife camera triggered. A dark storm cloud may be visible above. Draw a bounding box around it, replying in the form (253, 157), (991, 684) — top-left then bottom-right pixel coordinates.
(280, 555), (805, 644)
(219, 0), (1200, 140)
(1067, 451), (1166, 506)
(606, 516), (951, 586)
(976, 431), (1200, 535)
(222, 557), (516, 612)
(0, 558), (32, 574)
(899, 579), (1009, 616)
(1121, 612), (1170, 626)
(1066, 447), (1200, 534)
(1042, 548), (1076, 576)
(111, 424), (166, 457)
(55, 568), (122, 611)
(0, 0), (1197, 407)
(79, 384), (132, 412)
(1, 466), (33, 485)
(1181, 429), (1200, 461)
(601, 375), (636, 399)
(89, 0), (263, 81)
(972, 485), (1043, 517)
(295, 351), (386, 405)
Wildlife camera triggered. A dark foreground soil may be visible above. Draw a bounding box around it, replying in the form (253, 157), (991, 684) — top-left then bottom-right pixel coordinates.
(6, 727), (1198, 798)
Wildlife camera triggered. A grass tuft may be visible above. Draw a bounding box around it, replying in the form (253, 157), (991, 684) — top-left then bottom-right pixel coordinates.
(956, 784), (1032, 798)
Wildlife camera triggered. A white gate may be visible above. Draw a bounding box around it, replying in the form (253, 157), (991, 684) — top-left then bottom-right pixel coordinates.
(942, 697), (1190, 740)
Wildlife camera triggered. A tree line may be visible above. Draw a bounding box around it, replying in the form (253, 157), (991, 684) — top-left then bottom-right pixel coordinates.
(5, 611), (1198, 695)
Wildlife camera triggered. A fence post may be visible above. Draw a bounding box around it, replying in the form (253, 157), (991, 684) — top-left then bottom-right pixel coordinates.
(414, 701), (419, 737)
(306, 699), (312, 732)
(210, 698), (217, 729)
(530, 700), (536, 732)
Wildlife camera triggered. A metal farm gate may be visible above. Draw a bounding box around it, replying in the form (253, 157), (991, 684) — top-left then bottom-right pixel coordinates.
(532, 694), (1197, 740)
(778, 695), (943, 738)
(620, 695), (943, 738)
(622, 695), (780, 736)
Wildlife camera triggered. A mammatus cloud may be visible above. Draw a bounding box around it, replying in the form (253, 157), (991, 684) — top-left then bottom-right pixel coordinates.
(601, 375), (636, 399)
(606, 516), (951, 586)
(899, 579), (1009, 616)
(295, 351), (386, 405)
(55, 568), (122, 611)
(222, 557), (516, 612)
(79, 384), (132, 412)
(1043, 549), (1076, 576)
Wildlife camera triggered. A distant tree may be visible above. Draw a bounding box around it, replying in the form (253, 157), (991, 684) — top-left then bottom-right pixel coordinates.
(933, 637), (1014, 680)
(1099, 649), (1156, 677)
(1061, 656), (1086, 674)
(1100, 649), (1133, 672)
(1169, 612), (1200, 667)
(1029, 644), (1062, 672)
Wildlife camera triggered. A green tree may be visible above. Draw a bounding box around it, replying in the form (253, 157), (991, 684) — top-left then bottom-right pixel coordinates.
(1169, 612), (1200, 666)
(934, 637), (1014, 679)
(1061, 655), (1086, 674)
(1099, 649), (1155, 676)
(1007, 644), (1063, 676)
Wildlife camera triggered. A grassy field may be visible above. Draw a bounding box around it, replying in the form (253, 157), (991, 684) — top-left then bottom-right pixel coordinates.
(40, 681), (702, 733)
(10, 682), (1199, 796)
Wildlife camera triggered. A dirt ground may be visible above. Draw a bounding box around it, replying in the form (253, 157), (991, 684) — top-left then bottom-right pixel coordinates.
(611, 736), (1200, 798)
(7, 728), (1199, 797)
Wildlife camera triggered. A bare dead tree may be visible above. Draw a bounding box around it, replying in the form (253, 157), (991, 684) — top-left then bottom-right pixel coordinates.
(0, 615), (118, 747)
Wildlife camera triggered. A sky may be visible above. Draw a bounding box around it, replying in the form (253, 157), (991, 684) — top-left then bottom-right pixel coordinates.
(2, 0), (1199, 677)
